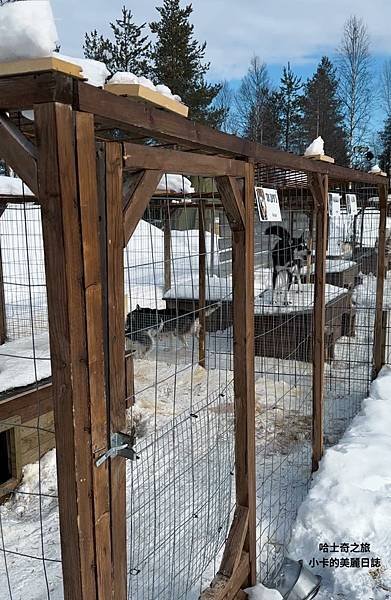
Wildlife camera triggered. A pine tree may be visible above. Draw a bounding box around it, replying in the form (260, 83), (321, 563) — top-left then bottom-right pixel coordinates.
(84, 6), (150, 76)
(379, 116), (391, 175)
(244, 89), (281, 147)
(149, 0), (224, 127)
(235, 57), (272, 142)
(301, 57), (348, 165)
(279, 63), (303, 152)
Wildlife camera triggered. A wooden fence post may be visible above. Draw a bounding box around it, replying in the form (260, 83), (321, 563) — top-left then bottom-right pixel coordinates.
(0, 206), (6, 344)
(35, 102), (102, 599)
(373, 183), (389, 379)
(309, 173), (328, 472)
(100, 142), (128, 600)
(231, 162), (256, 586)
(199, 198), (206, 367)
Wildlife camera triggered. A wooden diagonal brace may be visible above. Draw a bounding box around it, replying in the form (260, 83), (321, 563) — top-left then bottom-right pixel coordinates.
(0, 112), (38, 195)
(215, 176), (245, 231)
(123, 169), (162, 245)
(200, 552), (250, 600)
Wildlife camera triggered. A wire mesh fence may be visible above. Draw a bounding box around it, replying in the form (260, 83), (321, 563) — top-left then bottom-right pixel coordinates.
(0, 165), (387, 599)
(125, 178), (236, 599)
(0, 184), (60, 599)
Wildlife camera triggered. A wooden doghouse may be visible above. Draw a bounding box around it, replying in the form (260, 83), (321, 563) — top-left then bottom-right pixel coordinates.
(0, 383), (54, 499)
(302, 259), (359, 289)
(254, 285), (355, 362)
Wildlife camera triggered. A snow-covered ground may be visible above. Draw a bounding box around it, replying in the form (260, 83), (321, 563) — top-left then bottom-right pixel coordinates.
(287, 365), (391, 600)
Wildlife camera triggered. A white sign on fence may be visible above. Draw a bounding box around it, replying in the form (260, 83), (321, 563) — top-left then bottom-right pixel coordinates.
(255, 187), (282, 222)
(328, 193), (341, 218)
(345, 193), (358, 216)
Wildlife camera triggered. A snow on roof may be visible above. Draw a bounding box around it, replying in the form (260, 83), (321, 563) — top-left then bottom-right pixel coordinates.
(0, 0), (58, 62)
(157, 174), (194, 194)
(0, 175), (33, 196)
(108, 71), (182, 103)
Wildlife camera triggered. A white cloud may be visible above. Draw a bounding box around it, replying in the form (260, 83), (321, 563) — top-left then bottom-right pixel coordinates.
(51, 0), (391, 79)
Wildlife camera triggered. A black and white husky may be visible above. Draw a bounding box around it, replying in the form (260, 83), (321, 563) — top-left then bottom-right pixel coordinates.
(264, 225), (309, 301)
(125, 302), (221, 357)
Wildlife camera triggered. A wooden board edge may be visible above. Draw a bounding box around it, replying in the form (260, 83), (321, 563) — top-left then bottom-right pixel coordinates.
(0, 56), (83, 79)
(104, 83), (189, 117)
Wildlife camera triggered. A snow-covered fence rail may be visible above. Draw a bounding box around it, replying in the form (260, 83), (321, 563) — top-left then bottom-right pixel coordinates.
(0, 65), (388, 600)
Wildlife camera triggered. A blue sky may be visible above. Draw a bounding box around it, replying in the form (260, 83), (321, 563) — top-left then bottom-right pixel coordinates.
(51, 0), (390, 134)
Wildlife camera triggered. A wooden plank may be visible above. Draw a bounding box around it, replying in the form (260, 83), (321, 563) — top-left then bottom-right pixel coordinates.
(219, 506), (249, 578)
(77, 81), (385, 185)
(0, 384), (52, 423)
(372, 183), (389, 379)
(200, 552), (250, 600)
(163, 213), (172, 294)
(0, 56), (83, 79)
(35, 102), (96, 600)
(198, 199), (206, 367)
(0, 233), (6, 344)
(0, 112), (38, 194)
(307, 154), (335, 164)
(0, 71), (75, 111)
(230, 163), (256, 586)
(104, 83), (189, 117)
(75, 111), (113, 599)
(123, 169), (163, 245)
(105, 142), (127, 600)
(123, 142), (246, 177)
(309, 173), (328, 471)
(125, 353), (135, 408)
(215, 176), (246, 231)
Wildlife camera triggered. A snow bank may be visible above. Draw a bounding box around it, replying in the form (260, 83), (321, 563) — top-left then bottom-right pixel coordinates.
(0, 1), (58, 61)
(288, 365), (391, 599)
(157, 174), (194, 194)
(0, 175), (33, 196)
(108, 71), (182, 102)
(244, 583), (282, 599)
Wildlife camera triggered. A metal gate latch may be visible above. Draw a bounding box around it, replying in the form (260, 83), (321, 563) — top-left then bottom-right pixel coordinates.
(96, 432), (137, 467)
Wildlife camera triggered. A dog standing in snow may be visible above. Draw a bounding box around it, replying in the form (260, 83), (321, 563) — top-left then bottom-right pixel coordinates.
(264, 225), (309, 304)
(125, 302), (222, 357)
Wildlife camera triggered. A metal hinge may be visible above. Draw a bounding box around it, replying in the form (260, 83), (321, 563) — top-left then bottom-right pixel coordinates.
(96, 432), (137, 467)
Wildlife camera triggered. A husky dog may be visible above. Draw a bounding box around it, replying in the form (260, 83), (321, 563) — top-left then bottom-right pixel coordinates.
(125, 302), (221, 356)
(264, 225), (309, 304)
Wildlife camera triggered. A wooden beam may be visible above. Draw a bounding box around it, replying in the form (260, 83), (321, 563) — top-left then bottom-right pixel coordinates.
(104, 142), (127, 600)
(372, 183), (389, 379)
(75, 111), (113, 599)
(123, 142), (246, 177)
(215, 176), (245, 231)
(0, 112), (38, 195)
(123, 169), (163, 245)
(309, 173), (328, 471)
(163, 210), (172, 294)
(200, 552), (250, 600)
(0, 231), (6, 344)
(0, 72), (385, 186)
(219, 506), (249, 578)
(0, 71), (75, 111)
(230, 163), (257, 586)
(35, 102), (97, 600)
(77, 80), (385, 185)
(0, 384), (52, 423)
(125, 353), (135, 408)
(199, 199), (206, 367)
